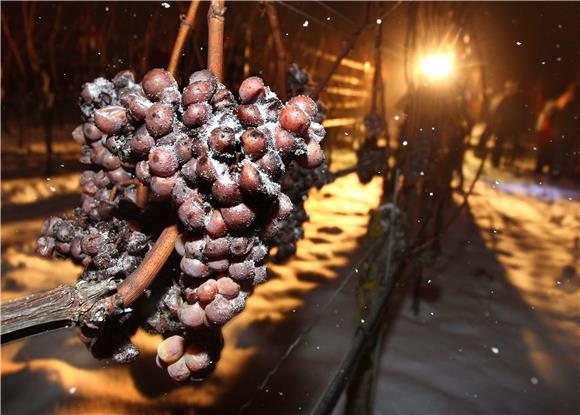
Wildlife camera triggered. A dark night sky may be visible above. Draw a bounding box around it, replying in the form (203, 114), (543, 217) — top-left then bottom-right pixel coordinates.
(472, 1), (579, 94)
(1, 1), (578, 120)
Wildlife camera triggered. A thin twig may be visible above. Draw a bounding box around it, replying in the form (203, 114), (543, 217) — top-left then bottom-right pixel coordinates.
(1, 13), (26, 75)
(167, 0), (201, 77)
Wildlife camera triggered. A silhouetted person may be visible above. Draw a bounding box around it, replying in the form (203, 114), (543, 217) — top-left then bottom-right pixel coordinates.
(534, 98), (557, 174)
(551, 82), (579, 177)
(490, 80), (529, 168)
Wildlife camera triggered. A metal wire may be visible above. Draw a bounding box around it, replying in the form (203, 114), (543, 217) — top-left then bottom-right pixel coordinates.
(314, 1), (358, 26)
(311, 170), (402, 415)
(276, 1), (335, 30)
(237, 231), (391, 415)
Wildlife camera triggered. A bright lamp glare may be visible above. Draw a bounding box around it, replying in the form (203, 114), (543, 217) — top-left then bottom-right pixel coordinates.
(419, 54), (454, 79)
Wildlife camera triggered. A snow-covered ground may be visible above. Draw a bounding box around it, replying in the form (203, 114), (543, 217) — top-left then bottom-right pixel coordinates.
(1, 151), (578, 414)
(373, 177), (579, 415)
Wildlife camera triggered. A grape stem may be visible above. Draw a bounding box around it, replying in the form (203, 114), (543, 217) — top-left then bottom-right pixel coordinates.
(0, 279), (116, 343)
(0, 225), (179, 343)
(104, 224), (179, 311)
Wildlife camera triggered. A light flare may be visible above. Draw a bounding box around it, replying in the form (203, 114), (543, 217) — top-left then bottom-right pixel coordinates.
(419, 53), (455, 79)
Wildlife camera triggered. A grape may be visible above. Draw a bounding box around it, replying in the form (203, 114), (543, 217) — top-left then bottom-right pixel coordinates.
(148, 146), (179, 177)
(216, 277), (240, 298)
(288, 95), (317, 118)
(82, 122), (103, 142)
(178, 302), (205, 328)
(167, 357), (191, 382)
(220, 203), (256, 231)
(206, 210), (228, 238)
(279, 104), (310, 135)
(157, 335), (185, 365)
(241, 128), (267, 160)
(239, 76), (265, 103)
(184, 346), (211, 373)
(141, 68), (178, 101)
(94, 105), (127, 135)
(237, 104), (263, 126)
(183, 81), (216, 105)
(146, 103), (174, 137)
(131, 126), (155, 154)
(196, 279), (218, 303)
(211, 174), (242, 206)
(150, 174), (178, 199)
(178, 199), (205, 231)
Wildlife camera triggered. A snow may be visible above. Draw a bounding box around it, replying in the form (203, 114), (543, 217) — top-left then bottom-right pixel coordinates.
(1, 147), (578, 414)
(367, 174), (579, 415)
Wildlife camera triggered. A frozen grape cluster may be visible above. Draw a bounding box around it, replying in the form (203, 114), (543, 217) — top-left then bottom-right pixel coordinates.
(36, 67), (326, 382)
